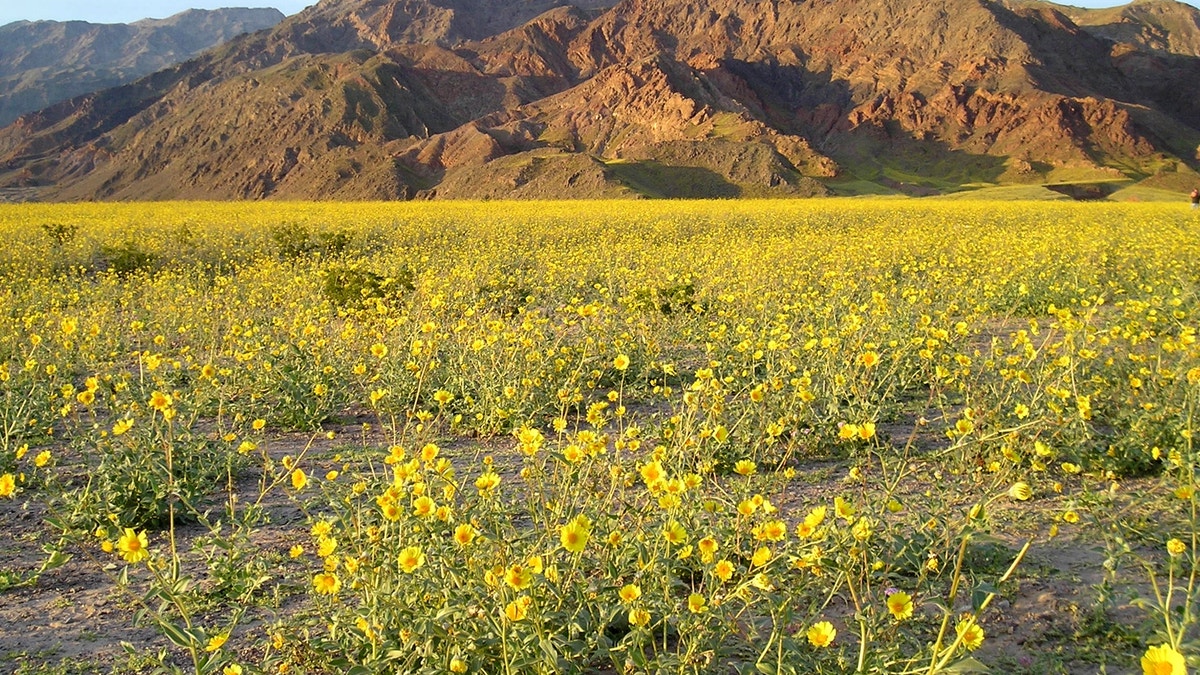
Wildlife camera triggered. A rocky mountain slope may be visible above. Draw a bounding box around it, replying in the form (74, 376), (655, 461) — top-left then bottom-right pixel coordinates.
(1059, 0), (1200, 57)
(0, 8), (284, 128)
(3, 0), (1200, 200)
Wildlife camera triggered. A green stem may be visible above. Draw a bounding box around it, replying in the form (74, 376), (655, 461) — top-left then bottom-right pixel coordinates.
(857, 618), (869, 673)
(926, 534), (972, 674)
(928, 540), (1030, 674)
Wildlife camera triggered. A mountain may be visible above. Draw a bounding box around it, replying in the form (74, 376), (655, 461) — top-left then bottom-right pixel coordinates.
(0, 8), (285, 128)
(4, 0), (1200, 200)
(1059, 0), (1200, 57)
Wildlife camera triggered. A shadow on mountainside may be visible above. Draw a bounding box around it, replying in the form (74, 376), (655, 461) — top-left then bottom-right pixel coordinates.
(713, 57), (1011, 188)
(989, 2), (1200, 131)
(604, 161), (741, 198)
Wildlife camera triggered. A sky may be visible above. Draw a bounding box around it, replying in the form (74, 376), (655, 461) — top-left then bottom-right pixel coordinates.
(0, 1), (314, 26)
(1, 0), (1199, 26)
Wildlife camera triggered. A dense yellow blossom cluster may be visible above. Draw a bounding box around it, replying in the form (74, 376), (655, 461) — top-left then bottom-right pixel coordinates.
(2, 200), (1198, 673)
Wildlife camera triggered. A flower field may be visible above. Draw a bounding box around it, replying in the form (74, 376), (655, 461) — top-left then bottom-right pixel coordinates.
(1, 199), (1198, 674)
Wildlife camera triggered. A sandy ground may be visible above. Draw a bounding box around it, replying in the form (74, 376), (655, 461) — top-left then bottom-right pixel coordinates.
(0, 423), (1155, 674)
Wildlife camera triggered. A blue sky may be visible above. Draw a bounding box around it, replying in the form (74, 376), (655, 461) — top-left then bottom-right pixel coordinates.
(0, 1), (313, 26)
(0, 0), (1198, 27)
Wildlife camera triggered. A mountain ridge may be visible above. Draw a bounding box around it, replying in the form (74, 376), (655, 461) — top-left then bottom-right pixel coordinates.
(0, 8), (284, 128)
(5, 0), (1200, 200)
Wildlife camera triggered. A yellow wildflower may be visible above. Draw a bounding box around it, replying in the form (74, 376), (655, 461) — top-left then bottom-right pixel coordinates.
(887, 591), (914, 621)
(560, 516), (591, 554)
(955, 617), (984, 650)
(205, 633), (228, 652)
(1141, 644), (1186, 675)
(618, 584), (642, 604)
(504, 596), (531, 621)
(454, 523), (477, 546)
(734, 459), (756, 476)
(504, 564), (533, 590)
(312, 572), (341, 595)
(398, 546), (425, 573)
(806, 621), (836, 648)
(117, 528), (149, 564)
(148, 390), (172, 412)
(713, 559), (735, 582)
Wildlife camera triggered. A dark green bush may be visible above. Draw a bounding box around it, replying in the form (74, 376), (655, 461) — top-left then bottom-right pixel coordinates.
(41, 223), (78, 246)
(272, 224), (355, 260)
(98, 241), (157, 277)
(322, 265), (415, 309)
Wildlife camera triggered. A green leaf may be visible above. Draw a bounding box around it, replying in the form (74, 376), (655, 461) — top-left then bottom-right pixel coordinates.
(972, 582), (998, 611)
(42, 548), (71, 569)
(0, 571), (22, 592)
(158, 620), (196, 649)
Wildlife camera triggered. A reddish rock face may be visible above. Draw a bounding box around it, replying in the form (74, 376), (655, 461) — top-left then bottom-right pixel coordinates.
(3, 0), (1200, 200)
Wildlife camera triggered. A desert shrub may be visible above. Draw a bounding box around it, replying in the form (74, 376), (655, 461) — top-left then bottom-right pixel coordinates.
(40, 223), (78, 247)
(272, 223), (355, 260)
(322, 264), (414, 309)
(98, 240), (157, 277)
(68, 432), (236, 530)
(271, 223), (316, 260)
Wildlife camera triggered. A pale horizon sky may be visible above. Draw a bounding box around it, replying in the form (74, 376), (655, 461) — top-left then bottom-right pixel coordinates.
(0, 1), (314, 26)
(0, 0), (1197, 28)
